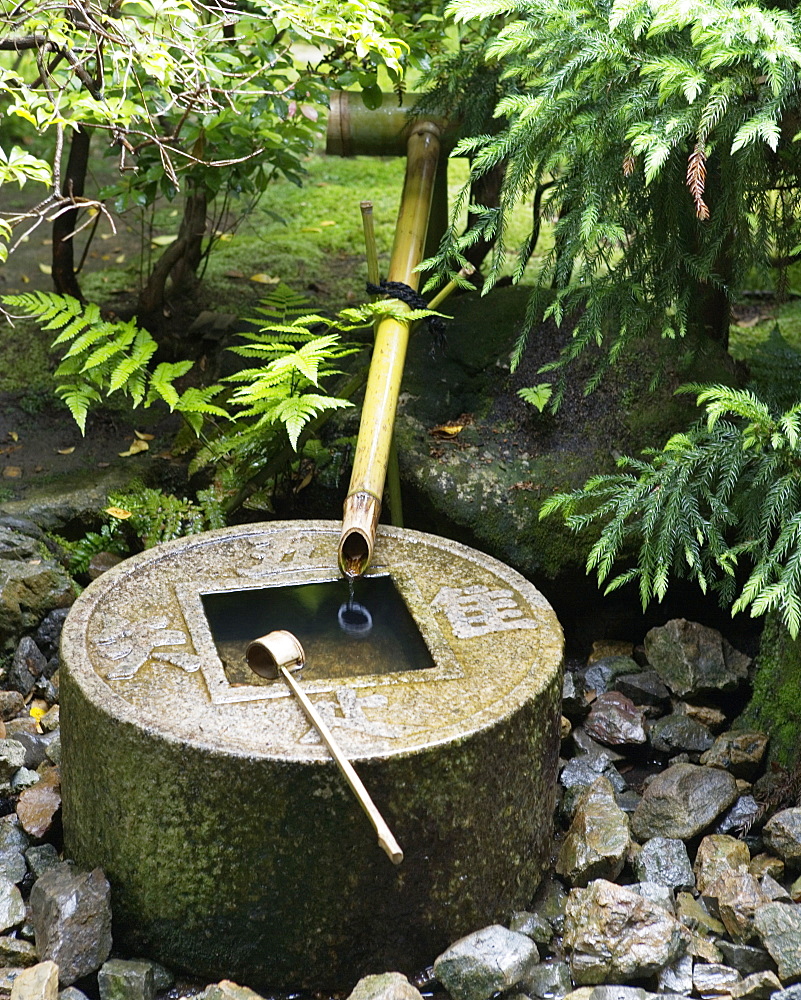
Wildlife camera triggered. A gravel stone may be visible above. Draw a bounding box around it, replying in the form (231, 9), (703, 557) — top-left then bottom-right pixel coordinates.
(644, 619), (750, 697)
(564, 879), (690, 985)
(631, 764), (739, 841)
(30, 864), (112, 986)
(10, 961), (58, 1000)
(613, 672), (671, 708)
(557, 777), (631, 886)
(692, 963), (741, 998)
(754, 902), (801, 982)
(433, 925), (540, 1000)
(715, 939), (776, 976)
(97, 960), (156, 1000)
(344, 973), (423, 1000)
(730, 970), (783, 1000)
(584, 693), (647, 746)
(25, 845), (61, 880)
(7, 640), (47, 698)
(633, 838), (695, 891)
(763, 809), (801, 871)
(521, 961), (572, 999)
(648, 714), (714, 755)
(700, 731), (769, 780)
(657, 954), (693, 995)
(508, 911), (553, 944)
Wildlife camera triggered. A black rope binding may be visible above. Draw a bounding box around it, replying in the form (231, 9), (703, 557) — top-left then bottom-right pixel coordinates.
(366, 279), (446, 352)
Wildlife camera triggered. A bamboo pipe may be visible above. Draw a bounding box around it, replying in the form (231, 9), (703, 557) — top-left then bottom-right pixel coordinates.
(338, 121), (442, 577)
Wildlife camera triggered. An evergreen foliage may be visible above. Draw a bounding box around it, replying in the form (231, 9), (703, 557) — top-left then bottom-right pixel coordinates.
(541, 385), (801, 637)
(428, 0), (801, 385)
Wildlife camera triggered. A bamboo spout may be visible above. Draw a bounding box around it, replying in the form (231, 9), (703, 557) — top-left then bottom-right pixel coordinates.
(338, 121), (442, 577)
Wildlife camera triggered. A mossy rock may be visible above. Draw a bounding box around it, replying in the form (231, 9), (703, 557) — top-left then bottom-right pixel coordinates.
(738, 612), (801, 770)
(397, 286), (743, 584)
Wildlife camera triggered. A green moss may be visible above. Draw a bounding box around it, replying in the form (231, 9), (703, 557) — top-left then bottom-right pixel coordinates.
(738, 611), (801, 768)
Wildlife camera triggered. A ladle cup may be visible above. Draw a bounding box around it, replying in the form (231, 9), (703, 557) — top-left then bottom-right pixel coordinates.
(245, 629), (403, 865)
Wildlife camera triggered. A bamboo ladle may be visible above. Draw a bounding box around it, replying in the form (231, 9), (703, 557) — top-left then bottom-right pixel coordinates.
(245, 629), (403, 865)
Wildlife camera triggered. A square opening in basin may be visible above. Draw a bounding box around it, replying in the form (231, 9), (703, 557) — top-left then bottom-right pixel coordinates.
(201, 574), (435, 686)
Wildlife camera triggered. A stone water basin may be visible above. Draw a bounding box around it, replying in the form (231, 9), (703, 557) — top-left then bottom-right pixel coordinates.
(60, 521), (564, 989)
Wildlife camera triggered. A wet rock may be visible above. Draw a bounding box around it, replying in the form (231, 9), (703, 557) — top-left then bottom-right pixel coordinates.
(0, 935), (39, 966)
(771, 988), (801, 1000)
(12, 733), (53, 771)
(0, 563), (76, 655)
(25, 846), (60, 880)
(586, 989), (650, 1000)
(692, 963), (741, 998)
(674, 702), (728, 733)
(761, 874), (791, 902)
(508, 911), (552, 945)
(715, 795), (763, 837)
(10, 962), (58, 1000)
(17, 768), (60, 839)
(644, 619), (750, 697)
(631, 763), (739, 841)
(0, 739), (26, 786)
(563, 673), (592, 718)
(630, 881), (674, 913)
(676, 892), (726, 937)
(30, 864), (112, 986)
(521, 961), (572, 999)
(60, 989), (90, 1000)
(613, 672), (671, 708)
(344, 973), (423, 1000)
(0, 692), (25, 721)
(694, 835), (750, 894)
(572, 728), (626, 762)
(44, 735), (60, 768)
(704, 870), (769, 943)
(648, 714), (714, 755)
(0, 878), (25, 932)
(730, 970), (783, 1000)
(589, 641), (634, 664)
(7, 640), (47, 698)
(754, 902), (801, 981)
(563, 879), (690, 985)
(530, 877), (569, 935)
(657, 954), (693, 995)
(433, 925), (540, 1000)
(200, 982), (267, 1000)
(763, 809), (801, 871)
(700, 731), (768, 781)
(560, 755), (627, 795)
(11, 768), (39, 795)
(716, 940), (776, 976)
(556, 778), (631, 886)
(0, 530), (41, 564)
(583, 658), (641, 698)
(0, 842), (28, 883)
(33, 609), (68, 666)
(38, 708), (58, 735)
(87, 553), (123, 581)
(584, 693), (646, 747)
(633, 837), (694, 890)
(98, 960), (156, 1000)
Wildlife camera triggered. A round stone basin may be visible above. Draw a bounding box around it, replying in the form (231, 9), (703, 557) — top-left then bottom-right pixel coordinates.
(60, 522), (564, 990)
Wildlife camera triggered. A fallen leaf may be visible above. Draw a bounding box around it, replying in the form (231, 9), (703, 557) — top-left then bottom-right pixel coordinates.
(2, 467), (21, 478)
(319, 220), (337, 227)
(134, 430), (155, 441)
(249, 273), (280, 284)
(38, 263), (52, 275)
(115, 253), (126, 264)
(430, 421), (466, 439)
(151, 234), (179, 246)
(119, 438), (149, 457)
(7, 432), (18, 442)
(21, 275), (30, 284)
(56, 447), (75, 455)
(106, 506), (133, 519)
(301, 226), (322, 233)
(97, 462), (110, 468)
(224, 269), (245, 279)
(100, 233), (112, 240)
(293, 470), (313, 493)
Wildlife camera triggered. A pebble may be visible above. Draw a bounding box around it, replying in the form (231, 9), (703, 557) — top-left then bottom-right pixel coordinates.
(753, 901), (801, 981)
(583, 693), (646, 747)
(632, 837), (694, 891)
(16, 768), (60, 839)
(643, 619), (750, 696)
(648, 714), (714, 755)
(556, 777), (631, 886)
(692, 962), (740, 998)
(97, 959), (156, 1000)
(344, 974), (423, 1000)
(762, 808), (801, 870)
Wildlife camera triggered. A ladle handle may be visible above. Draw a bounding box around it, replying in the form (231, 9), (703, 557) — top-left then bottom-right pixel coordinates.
(279, 666), (404, 865)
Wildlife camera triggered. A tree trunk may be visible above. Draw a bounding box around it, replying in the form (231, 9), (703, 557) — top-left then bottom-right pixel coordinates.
(137, 185), (208, 317)
(463, 160), (505, 277)
(52, 126), (90, 301)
